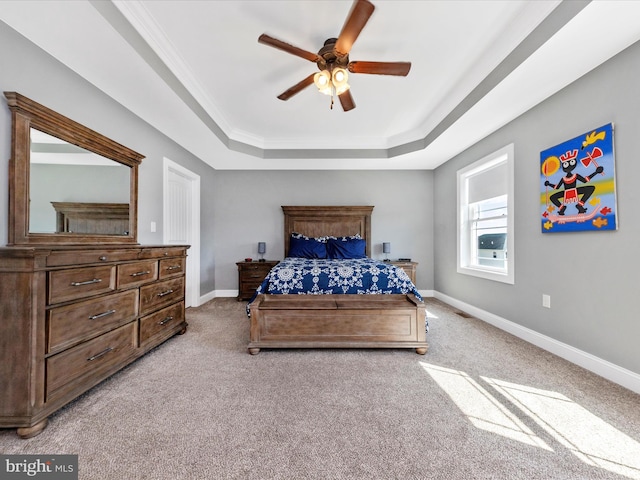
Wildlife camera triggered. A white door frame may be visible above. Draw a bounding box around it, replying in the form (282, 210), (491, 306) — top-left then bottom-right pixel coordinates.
(163, 157), (200, 307)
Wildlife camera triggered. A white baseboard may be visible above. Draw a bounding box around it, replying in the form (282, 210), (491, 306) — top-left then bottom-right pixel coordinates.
(434, 291), (640, 395)
(215, 290), (238, 298)
(197, 290), (236, 306)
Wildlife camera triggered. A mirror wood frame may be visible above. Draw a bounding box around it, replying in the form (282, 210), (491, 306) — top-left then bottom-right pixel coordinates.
(4, 92), (144, 246)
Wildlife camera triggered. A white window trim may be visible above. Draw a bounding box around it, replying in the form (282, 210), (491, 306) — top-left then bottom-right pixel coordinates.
(457, 143), (515, 284)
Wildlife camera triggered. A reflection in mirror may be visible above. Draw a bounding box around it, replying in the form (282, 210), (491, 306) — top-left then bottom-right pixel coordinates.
(5, 91), (142, 246)
(29, 129), (130, 235)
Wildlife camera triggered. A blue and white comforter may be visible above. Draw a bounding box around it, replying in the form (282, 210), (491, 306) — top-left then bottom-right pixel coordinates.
(249, 257), (422, 302)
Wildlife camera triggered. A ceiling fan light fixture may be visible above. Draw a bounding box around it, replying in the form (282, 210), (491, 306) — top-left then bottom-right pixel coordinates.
(314, 68), (350, 97)
(314, 70), (332, 95)
(332, 67), (350, 94)
(335, 84), (350, 96)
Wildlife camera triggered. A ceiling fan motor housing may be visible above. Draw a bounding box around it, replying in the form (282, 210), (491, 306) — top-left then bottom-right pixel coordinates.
(317, 38), (349, 71)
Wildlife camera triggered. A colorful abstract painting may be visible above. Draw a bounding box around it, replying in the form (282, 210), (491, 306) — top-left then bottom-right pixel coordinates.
(540, 123), (617, 233)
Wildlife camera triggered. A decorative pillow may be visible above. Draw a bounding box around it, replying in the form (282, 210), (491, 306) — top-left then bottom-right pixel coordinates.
(291, 232), (313, 240)
(288, 236), (327, 258)
(291, 232), (361, 242)
(326, 237), (366, 259)
(320, 233), (362, 242)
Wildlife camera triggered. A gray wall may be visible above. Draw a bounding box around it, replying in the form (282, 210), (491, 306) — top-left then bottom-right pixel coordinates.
(211, 170), (434, 291)
(434, 39), (640, 375)
(0, 21), (217, 294)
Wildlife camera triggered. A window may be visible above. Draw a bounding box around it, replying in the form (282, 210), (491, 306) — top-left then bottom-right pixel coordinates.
(457, 144), (514, 284)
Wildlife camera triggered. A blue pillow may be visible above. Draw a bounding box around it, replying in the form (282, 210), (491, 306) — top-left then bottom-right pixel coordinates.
(326, 238), (366, 259)
(288, 236), (327, 258)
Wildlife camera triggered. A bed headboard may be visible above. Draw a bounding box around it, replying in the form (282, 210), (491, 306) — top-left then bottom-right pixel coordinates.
(282, 206), (374, 257)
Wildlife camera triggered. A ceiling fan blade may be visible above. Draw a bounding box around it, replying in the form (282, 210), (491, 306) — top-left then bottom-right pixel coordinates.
(335, 0), (375, 56)
(339, 90), (356, 112)
(277, 73), (316, 101)
(348, 61), (411, 76)
(258, 34), (321, 63)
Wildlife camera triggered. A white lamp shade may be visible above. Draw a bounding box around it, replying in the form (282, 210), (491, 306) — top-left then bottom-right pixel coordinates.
(332, 68), (350, 95)
(258, 242), (266, 254)
(314, 71), (332, 95)
(333, 68), (347, 83)
(383, 242), (391, 254)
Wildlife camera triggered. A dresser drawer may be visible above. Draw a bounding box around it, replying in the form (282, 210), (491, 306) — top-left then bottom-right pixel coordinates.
(46, 289), (139, 355)
(46, 249), (140, 267)
(138, 247), (187, 260)
(139, 276), (185, 315)
(140, 302), (185, 348)
(46, 322), (137, 400)
(117, 260), (159, 289)
(48, 265), (116, 304)
(241, 263), (273, 278)
(240, 279), (264, 295)
(159, 257), (185, 279)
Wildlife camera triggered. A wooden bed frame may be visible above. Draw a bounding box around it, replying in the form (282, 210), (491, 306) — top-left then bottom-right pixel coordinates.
(247, 206), (428, 355)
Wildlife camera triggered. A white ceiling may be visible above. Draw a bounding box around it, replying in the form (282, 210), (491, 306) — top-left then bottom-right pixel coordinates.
(2, 0), (640, 170)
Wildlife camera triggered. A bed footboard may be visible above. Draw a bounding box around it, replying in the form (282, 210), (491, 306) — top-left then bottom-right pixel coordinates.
(248, 294), (428, 355)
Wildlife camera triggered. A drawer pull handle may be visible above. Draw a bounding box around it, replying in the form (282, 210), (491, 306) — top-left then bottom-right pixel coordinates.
(157, 289), (174, 297)
(166, 265), (181, 271)
(71, 278), (102, 287)
(87, 347), (113, 362)
(130, 270), (151, 277)
(89, 309), (116, 320)
(158, 316), (174, 326)
(99, 256), (107, 261)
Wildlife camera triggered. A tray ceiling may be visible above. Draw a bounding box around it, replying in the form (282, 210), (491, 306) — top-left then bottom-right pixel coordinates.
(2, 1), (640, 169)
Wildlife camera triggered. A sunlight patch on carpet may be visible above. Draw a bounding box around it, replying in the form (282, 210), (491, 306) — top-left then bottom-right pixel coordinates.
(424, 309), (440, 320)
(485, 377), (640, 479)
(420, 362), (552, 450)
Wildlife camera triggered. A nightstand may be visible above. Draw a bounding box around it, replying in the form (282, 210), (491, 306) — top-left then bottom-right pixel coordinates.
(388, 260), (418, 284)
(236, 260), (278, 301)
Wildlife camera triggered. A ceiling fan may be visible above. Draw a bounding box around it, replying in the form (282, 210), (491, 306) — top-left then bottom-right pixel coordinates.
(258, 0), (411, 112)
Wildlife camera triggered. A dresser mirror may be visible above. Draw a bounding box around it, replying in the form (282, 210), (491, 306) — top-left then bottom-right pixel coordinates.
(4, 92), (144, 245)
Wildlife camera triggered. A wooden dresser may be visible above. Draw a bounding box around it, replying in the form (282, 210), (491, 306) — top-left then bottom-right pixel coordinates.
(0, 244), (188, 438)
(236, 260), (278, 301)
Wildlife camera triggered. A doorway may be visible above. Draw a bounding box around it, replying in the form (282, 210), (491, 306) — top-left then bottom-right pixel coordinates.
(163, 158), (200, 307)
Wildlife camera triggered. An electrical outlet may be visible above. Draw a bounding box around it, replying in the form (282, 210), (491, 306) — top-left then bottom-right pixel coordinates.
(150, 221), (156, 233)
(542, 294), (551, 308)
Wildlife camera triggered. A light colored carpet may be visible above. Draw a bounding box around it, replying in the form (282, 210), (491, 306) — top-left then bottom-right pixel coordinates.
(1, 298), (639, 479)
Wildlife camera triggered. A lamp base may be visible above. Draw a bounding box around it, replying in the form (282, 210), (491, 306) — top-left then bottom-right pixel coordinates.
(258, 258), (266, 262)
